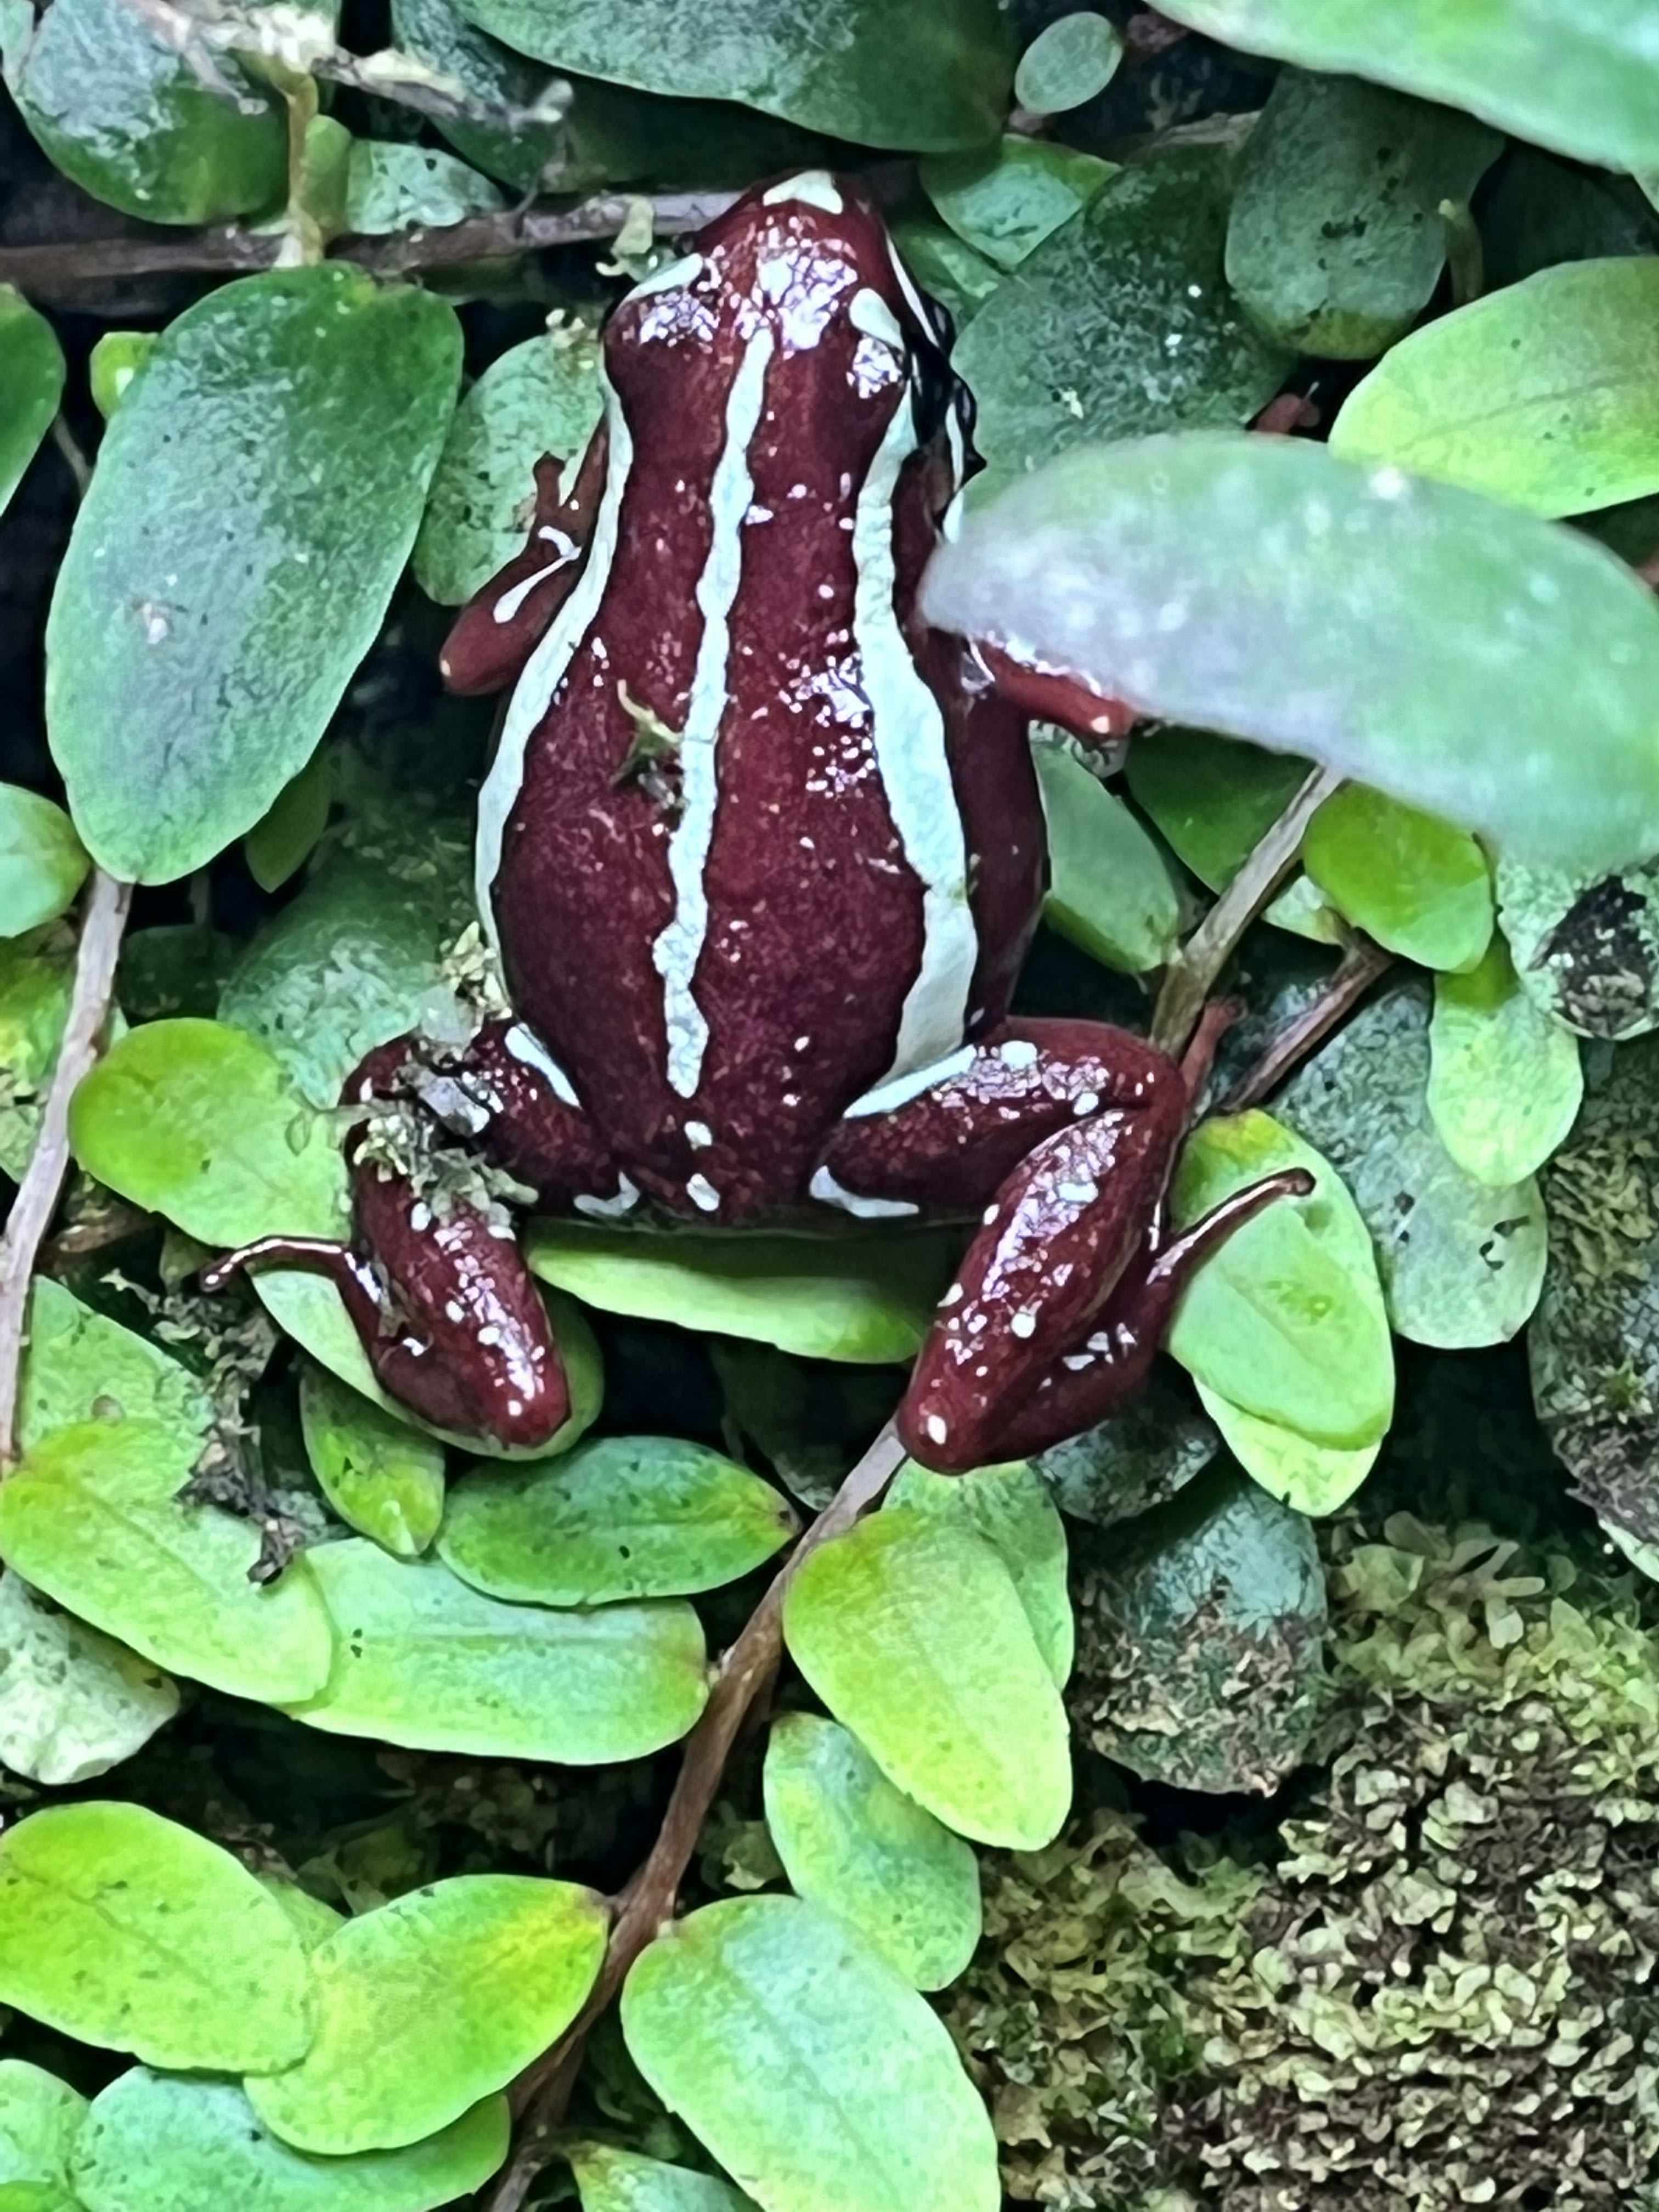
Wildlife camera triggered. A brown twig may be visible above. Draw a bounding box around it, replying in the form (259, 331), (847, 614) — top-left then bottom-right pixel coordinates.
(1151, 764), (1344, 1059)
(1221, 938), (1395, 1113)
(0, 190), (740, 291)
(485, 1420), (910, 2212)
(0, 870), (132, 1468)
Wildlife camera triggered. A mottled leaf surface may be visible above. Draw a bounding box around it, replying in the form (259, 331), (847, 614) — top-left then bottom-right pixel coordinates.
(1427, 939), (1583, 1185)
(0, 1571), (178, 1787)
(300, 1363), (447, 1559)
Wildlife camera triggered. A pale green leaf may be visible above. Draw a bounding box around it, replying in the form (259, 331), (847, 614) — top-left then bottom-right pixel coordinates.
(245, 747), (335, 896)
(19, 1277), (212, 1460)
(1035, 744), (1181, 975)
(0, 1570), (178, 1786)
(300, 1362), (446, 1559)
(0, 787), (87, 941)
(621, 1897), (999, 2212)
(569, 2142), (755, 2212)
(1427, 937), (1583, 1184)
(920, 137), (1114, 272)
(1495, 851), (1659, 1040)
(0, 291), (63, 518)
(884, 1457), (1071, 1684)
(1194, 1382), (1380, 1515)
(0, 2061), (86, 2204)
(1013, 13), (1122, 114)
(1302, 785), (1493, 970)
(345, 140), (504, 234)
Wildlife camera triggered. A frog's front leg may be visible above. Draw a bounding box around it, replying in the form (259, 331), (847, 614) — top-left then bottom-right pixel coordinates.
(815, 1020), (1307, 1471)
(205, 1021), (629, 1451)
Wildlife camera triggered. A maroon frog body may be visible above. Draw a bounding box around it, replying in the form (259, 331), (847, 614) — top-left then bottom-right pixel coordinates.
(210, 171), (1301, 1471)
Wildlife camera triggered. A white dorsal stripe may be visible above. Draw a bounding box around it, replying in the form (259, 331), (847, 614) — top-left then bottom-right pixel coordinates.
(623, 251), (705, 302)
(853, 387), (978, 1093)
(843, 1043), (976, 1121)
(504, 1022), (579, 1106)
(763, 172), (844, 213)
(475, 366), (634, 949)
(651, 324), (775, 1099)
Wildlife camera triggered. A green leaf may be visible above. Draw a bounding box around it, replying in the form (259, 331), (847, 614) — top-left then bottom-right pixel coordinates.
(345, 141), (505, 235)
(1225, 70), (1499, 358)
(890, 218), (1002, 328)
(763, 1713), (980, 1991)
(245, 748), (335, 896)
(1013, 13), (1122, 114)
(0, 927), (75, 1178)
(299, 1363), (447, 1559)
(1035, 744), (1181, 975)
(246, 1876), (604, 2153)
(288, 1539), (707, 1762)
(389, 0), (566, 191)
(414, 326), (604, 607)
(1154, 0), (1659, 176)
(47, 267), (461, 883)
(1276, 984), (1549, 1347)
(88, 331), (157, 420)
(783, 1514), (1070, 1848)
(623, 1897), (998, 2212)
(1167, 1112), (1394, 1448)
(1302, 785), (1493, 970)
(221, 821), (474, 1107)
(19, 1277), (212, 1461)
(921, 430), (1659, 876)
(2, 0), (285, 223)
(1124, 726), (1311, 891)
(438, 1435), (796, 1604)
(1070, 1466), (1326, 1793)
(1494, 852), (1659, 1040)
(263, 1882), (346, 1953)
(0, 2062), (86, 2205)
(1194, 1382), (1380, 1515)
(0, 1570), (178, 1786)
(526, 1221), (955, 1364)
(0, 291), (63, 518)
(952, 150), (1290, 485)
(1033, 1369), (1219, 1527)
(1331, 257), (1659, 518)
(884, 1458), (1071, 1685)
(0, 786), (87, 941)
(569, 2143), (755, 2212)
(70, 2071), (507, 2212)
(69, 1018), (347, 1246)
(455, 0), (1011, 151)
(921, 137), (1114, 272)
(1427, 938), (1583, 1185)
(116, 921), (235, 1021)
(0, 1801), (312, 2071)
(0, 1418), (335, 1705)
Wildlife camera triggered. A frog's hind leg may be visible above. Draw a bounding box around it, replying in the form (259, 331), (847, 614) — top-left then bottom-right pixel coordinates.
(815, 1018), (1307, 1471)
(204, 1021), (629, 1451)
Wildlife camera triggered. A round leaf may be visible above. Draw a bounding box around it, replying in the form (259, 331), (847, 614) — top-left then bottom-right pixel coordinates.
(2, 0), (285, 223)
(1276, 984), (1549, 1347)
(921, 430), (1659, 877)
(0, 1570), (179, 1786)
(288, 1538), (707, 1762)
(0, 1418), (334, 1703)
(1332, 258), (1659, 517)
(621, 1896), (999, 2212)
(1033, 1367), (1219, 1527)
(1166, 1112), (1394, 1448)
(47, 266), (461, 883)
(19, 1277), (212, 1460)
(414, 326), (604, 607)
(70, 2070), (508, 2212)
(951, 150), (1290, 485)
(1302, 785), (1493, 970)
(345, 141), (504, 235)
(300, 1363), (447, 1559)
(782, 1514), (1070, 1849)
(453, 0), (1012, 151)
(245, 747), (335, 896)
(1225, 70), (1500, 358)
(69, 1018), (348, 1246)
(1152, 0), (1659, 174)
(0, 290), (64, 518)
(0, 2060), (86, 2204)
(1035, 744), (1181, 975)
(0, 786), (87, 941)
(1124, 726), (1311, 892)
(438, 1435), (797, 1605)
(763, 1713), (981, 1991)
(920, 137), (1114, 272)
(526, 1221), (955, 1365)
(569, 2143), (755, 2212)
(1013, 13), (1122, 114)
(884, 1457), (1072, 1684)
(1427, 937), (1583, 1186)
(1194, 1381), (1380, 1516)
(1495, 852), (1659, 1041)
(0, 1801), (312, 2071)
(247, 1876), (605, 2153)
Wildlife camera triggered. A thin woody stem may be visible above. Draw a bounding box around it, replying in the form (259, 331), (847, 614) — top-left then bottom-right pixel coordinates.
(1221, 938), (1395, 1113)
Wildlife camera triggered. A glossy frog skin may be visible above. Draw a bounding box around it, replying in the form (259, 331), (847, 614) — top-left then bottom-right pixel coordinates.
(212, 172), (1301, 1471)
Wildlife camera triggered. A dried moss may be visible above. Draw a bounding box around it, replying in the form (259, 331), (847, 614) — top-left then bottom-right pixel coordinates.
(946, 1517), (1659, 2210)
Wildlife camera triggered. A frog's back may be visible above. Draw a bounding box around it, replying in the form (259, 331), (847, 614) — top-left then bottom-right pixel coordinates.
(480, 174), (1042, 1218)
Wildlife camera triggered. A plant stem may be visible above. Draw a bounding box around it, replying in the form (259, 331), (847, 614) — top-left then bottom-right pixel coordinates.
(0, 869), (132, 1468)
(1151, 764), (1344, 1060)
(483, 1420), (910, 2212)
(1221, 938), (1395, 1112)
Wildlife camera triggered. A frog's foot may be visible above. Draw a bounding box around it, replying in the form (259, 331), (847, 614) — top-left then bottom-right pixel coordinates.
(440, 432), (608, 697)
(814, 1018), (1303, 1471)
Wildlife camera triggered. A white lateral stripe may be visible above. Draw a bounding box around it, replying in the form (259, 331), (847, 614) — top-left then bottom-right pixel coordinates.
(573, 1175), (640, 1219)
(493, 552), (577, 625)
(763, 172), (843, 213)
(623, 251), (705, 302)
(854, 390), (978, 1092)
(651, 323), (775, 1099)
(504, 1022), (579, 1106)
(475, 365), (633, 947)
(809, 1165), (919, 1218)
(843, 1044), (975, 1120)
